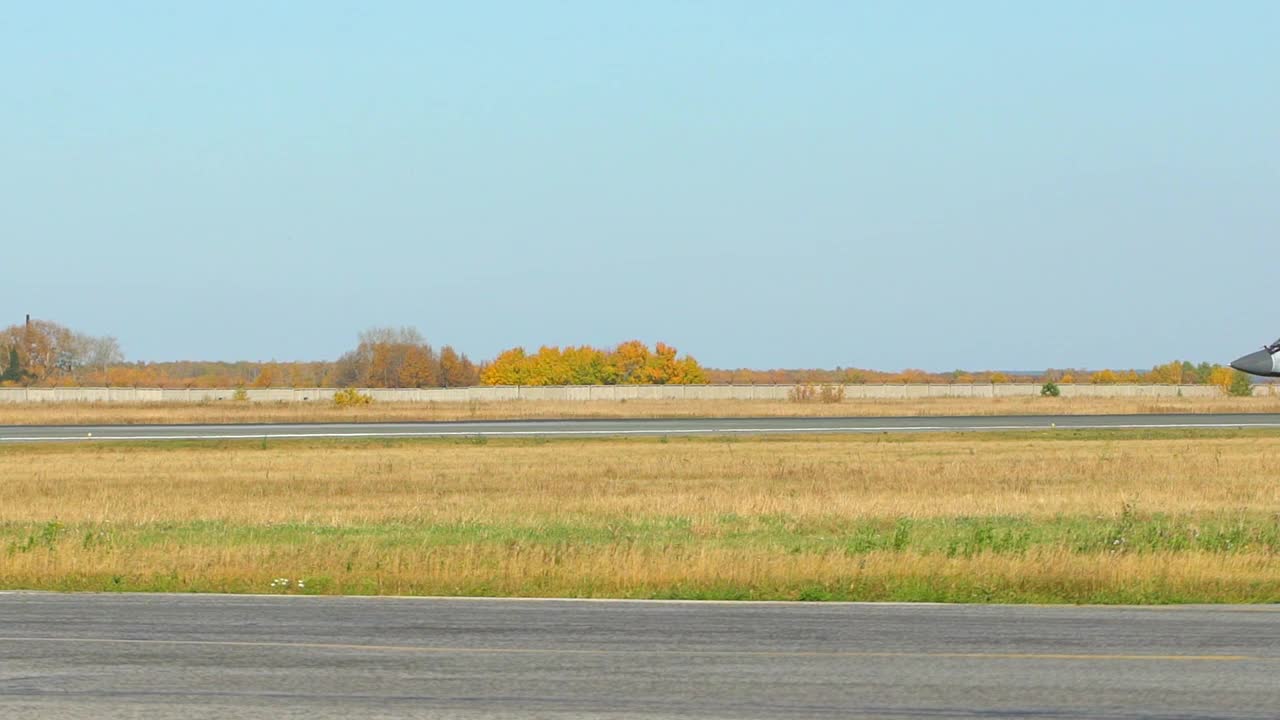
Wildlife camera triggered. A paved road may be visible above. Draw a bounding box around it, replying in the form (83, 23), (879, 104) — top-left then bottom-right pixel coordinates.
(1, 594), (1277, 719)
(3, 413), (1280, 443)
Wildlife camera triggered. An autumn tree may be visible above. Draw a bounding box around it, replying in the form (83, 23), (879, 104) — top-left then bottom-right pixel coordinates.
(252, 363), (280, 388)
(1090, 369), (1119, 384)
(892, 369), (931, 383)
(324, 353), (363, 388)
(326, 326), (446, 388)
(438, 345), (479, 387)
(609, 341), (650, 383)
(562, 345), (614, 385)
(366, 343), (400, 387)
(0, 318), (121, 385)
(481, 348), (532, 385)
(1145, 361), (1183, 385)
(621, 342), (706, 385)
(1207, 366), (1234, 393)
(397, 345), (437, 387)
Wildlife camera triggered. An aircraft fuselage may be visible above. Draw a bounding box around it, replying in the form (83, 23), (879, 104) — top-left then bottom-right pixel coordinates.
(1231, 340), (1280, 377)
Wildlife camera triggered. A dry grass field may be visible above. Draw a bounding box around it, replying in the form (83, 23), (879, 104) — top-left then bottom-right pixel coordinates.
(1, 394), (1279, 426)
(3, 430), (1279, 602)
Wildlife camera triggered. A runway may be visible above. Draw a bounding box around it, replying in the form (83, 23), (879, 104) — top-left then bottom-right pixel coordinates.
(2, 413), (1280, 443)
(1, 593), (1277, 719)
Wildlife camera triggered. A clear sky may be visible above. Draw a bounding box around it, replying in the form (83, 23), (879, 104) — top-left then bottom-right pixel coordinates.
(3, 2), (1276, 370)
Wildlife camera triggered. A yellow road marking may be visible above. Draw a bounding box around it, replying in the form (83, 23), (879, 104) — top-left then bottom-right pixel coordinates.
(0, 636), (1265, 662)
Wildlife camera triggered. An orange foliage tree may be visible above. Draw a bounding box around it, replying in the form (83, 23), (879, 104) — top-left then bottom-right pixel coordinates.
(397, 345), (437, 388)
(439, 345), (480, 387)
(326, 326), (478, 389)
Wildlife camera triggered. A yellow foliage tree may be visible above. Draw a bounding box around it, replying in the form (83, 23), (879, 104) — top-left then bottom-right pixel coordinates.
(1146, 361), (1183, 384)
(481, 348), (531, 386)
(479, 341), (706, 386)
(1090, 369), (1119, 384)
(1207, 366), (1234, 393)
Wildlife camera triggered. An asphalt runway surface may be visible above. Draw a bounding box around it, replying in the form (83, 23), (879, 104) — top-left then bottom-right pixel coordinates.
(2, 593), (1278, 719)
(3, 413), (1280, 443)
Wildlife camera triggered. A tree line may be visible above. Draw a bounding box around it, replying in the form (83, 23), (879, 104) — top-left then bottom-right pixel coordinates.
(481, 341), (707, 386)
(0, 316), (1256, 391)
(706, 360), (1246, 391)
(0, 318), (705, 388)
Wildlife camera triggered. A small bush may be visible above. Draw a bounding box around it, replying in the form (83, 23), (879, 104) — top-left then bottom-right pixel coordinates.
(1040, 382), (1061, 397)
(788, 384), (816, 403)
(789, 384), (845, 404)
(334, 388), (374, 407)
(231, 386), (249, 402)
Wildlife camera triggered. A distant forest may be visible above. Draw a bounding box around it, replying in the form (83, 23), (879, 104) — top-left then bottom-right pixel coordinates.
(0, 317), (1245, 390)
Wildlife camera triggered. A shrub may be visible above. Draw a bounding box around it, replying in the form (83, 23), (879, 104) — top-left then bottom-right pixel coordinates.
(334, 388), (374, 407)
(1040, 382), (1061, 397)
(789, 384), (845, 404)
(818, 384), (846, 403)
(231, 386), (249, 402)
(788, 384), (817, 403)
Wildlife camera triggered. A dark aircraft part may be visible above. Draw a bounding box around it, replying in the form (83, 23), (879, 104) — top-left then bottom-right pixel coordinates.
(1231, 339), (1280, 377)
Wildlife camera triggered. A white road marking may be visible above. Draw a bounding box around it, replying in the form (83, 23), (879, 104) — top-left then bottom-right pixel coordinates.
(2, 421), (1279, 442)
(0, 635), (1264, 662)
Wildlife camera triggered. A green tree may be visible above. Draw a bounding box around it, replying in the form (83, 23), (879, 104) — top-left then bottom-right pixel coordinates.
(1229, 371), (1254, 397)
(0, 346), (28, 384)
(1193, 362), (1214, 384)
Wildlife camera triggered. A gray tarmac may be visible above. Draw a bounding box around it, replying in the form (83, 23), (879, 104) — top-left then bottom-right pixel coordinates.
(1, 594), (1278, 719)
(3, 413), (1280, 443)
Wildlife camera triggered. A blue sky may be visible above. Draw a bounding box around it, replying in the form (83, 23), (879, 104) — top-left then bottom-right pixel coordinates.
(3, 2), (1276, 370)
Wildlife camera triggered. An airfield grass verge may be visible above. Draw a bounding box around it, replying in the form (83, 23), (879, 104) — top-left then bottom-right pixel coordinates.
(2, 432), (1279, 602)
(3, 394), (1280, 426)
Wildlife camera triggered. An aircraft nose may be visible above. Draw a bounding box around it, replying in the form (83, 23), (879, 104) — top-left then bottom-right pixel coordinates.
(1231, 349), (1275, 376)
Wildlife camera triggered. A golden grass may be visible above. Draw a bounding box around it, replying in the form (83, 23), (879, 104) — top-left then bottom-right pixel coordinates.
(1, 395), (1279, 426)
(4, 434), (1279, 523)
(3, 433), (1278, 601)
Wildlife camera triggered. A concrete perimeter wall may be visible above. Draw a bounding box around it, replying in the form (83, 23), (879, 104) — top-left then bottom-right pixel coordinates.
(0, 384), (1231, 404)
